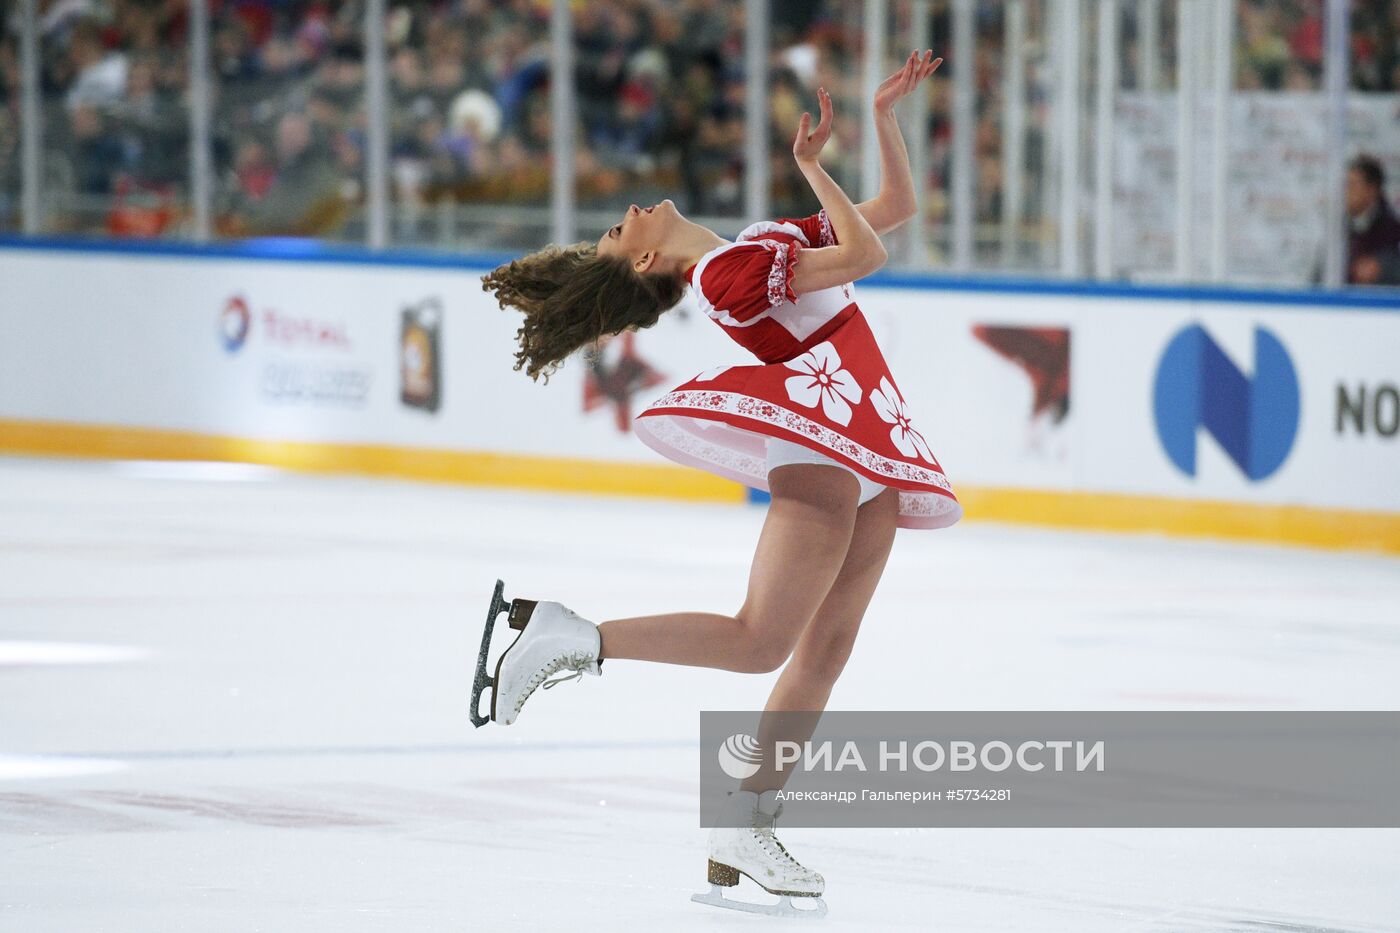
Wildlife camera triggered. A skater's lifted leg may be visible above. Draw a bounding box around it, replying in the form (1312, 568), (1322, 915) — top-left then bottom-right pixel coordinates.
(471, 465), (859, 727)
(595, 464), (860, 671)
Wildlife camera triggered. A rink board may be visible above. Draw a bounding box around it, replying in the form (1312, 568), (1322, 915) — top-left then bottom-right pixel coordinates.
(1, 241), (1397, 552)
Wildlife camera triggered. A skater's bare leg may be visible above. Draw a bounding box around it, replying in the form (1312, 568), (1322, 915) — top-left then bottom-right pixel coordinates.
(596, 465), (859, 671)
(742, 487), (900, 792)
(772, 486), (898, 708)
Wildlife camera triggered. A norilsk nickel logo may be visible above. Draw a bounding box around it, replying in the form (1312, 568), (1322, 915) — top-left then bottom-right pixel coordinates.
(1152, 324), (1300, 481)
(718, 733), (763, 780)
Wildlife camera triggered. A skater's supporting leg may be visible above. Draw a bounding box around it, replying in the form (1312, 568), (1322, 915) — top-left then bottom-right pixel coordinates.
(596, 465), (859, 671)
(695, 490), (897, 914)
(772, 486), (899, 707)
(741, 487), (900, 792)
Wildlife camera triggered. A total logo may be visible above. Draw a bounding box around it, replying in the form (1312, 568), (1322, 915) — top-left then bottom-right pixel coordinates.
(1152, 323), (1300, 481)
(219, 296), (252, 353)
(217, 294), (352, 354)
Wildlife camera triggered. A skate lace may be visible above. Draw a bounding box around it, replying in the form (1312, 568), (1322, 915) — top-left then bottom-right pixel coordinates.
(755, 828), (799, 864)
(515, 650), (593, 711)
(541, 669), (583, 690)
(752, 821), (809, 874)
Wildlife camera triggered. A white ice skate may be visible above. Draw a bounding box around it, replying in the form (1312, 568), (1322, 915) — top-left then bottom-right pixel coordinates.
(691, 790), (828, 919)
(469, 580), (601, 727)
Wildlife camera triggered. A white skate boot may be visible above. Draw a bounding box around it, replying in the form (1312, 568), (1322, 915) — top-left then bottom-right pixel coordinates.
(469, 580), (601, 727)
(691, 789), (828, 919)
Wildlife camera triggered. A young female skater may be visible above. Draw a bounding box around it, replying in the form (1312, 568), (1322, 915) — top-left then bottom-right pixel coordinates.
(477, 51), (959, 915)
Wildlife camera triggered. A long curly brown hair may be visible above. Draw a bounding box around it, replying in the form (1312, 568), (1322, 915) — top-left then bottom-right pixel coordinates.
(482, 244), (687, 382)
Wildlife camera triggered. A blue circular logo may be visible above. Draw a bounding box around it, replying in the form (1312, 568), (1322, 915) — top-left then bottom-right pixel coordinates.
(1152, 324), (1300, 481)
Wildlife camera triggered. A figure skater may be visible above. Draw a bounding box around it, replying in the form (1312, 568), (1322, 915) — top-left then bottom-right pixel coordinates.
(475, 50), (958, 917)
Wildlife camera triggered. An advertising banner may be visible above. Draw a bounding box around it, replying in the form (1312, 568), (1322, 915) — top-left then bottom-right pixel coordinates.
(1, 248), (1396, 529)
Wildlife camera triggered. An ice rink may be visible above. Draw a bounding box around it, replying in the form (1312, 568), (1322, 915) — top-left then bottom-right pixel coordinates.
(1, 456), (1397, 932)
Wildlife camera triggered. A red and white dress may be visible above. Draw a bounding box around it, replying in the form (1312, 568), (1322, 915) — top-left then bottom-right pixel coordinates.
(634, 211), (961, 530)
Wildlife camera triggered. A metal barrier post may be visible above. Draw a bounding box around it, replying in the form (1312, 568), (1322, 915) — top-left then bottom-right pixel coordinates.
(550, 0), (576, 245)
(744, 0), (770, 225)
(1001, 0), (1026, 268)
(189, 0), (212, 241)
(1056, 0), (1082, 277)
(1175, 0), (1198, 281)
(19, 0), (40, 233)
(1322, 0), (1349, 288)
(365, 0), (389, 249)
(1093, 0), (1117, 279)
(861, 0), (888, 201)
(951, 0), (975, 271)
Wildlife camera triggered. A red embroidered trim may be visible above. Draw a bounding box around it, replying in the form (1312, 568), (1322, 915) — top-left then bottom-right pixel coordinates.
(642, 388), (955, 492)
(759, 241), (800, 308)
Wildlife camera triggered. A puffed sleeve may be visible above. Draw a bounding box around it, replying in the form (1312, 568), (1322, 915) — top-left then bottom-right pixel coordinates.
(696, 241), (801, 322)
(778, 210), (838, 248)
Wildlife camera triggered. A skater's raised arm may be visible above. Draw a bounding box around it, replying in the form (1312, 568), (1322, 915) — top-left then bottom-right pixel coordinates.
(790, 88), (888, 294)
(856, 50), (942, 235)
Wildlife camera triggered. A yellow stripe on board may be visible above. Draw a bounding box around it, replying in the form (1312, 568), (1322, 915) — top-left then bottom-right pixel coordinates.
(1, 417), (1397, 554)
(0, 417), (745, 504)
(954, 486), (1400, 555)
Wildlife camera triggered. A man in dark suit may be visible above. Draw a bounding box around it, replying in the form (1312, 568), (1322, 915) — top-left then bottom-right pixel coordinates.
(1346, 155), (1400, 286)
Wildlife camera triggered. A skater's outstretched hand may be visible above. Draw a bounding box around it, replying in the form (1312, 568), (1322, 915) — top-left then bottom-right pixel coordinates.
(789, 84), (888, 291)
(873, 49), (942, 116)
(792, 86), (834, 165)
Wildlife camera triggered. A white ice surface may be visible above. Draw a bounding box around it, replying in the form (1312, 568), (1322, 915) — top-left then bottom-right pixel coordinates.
(0, 457), (1397, 932)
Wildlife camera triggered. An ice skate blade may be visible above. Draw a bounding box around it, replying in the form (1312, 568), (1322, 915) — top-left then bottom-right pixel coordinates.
(691, 884), (828, 919)
(469, 580), (511, 728)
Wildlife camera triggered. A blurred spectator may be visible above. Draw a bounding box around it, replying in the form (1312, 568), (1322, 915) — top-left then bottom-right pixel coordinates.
(1345, 154), (1400, 286)
(220, 110), (345, 236)
(64, 20), (127, 111)
(68, 103), (124, 195)
(1240, 1), (1293, 89)
(112, 55), (186, 186)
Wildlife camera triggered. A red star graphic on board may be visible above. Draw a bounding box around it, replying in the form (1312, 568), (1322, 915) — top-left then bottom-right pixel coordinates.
(971, 324), (1071, 423)
(582, 332), (669, 433)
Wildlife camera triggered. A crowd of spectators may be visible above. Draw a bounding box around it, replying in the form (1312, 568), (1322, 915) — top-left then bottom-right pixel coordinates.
(0, 0), (191, 235)
(0, 0), (1396, 253)
(1233, 0), (1400, 92)
(210, 1), (368, 237)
